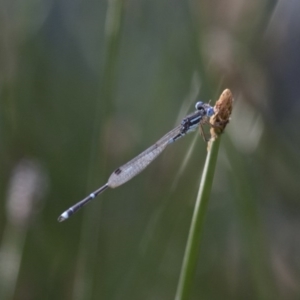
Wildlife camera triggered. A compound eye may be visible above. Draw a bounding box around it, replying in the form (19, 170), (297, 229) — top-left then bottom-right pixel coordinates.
(206, 107), (214, 117)
(195, 101), (203, 110)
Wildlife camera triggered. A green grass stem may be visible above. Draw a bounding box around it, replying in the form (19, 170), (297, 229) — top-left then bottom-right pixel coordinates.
(175, 137), (221, 300)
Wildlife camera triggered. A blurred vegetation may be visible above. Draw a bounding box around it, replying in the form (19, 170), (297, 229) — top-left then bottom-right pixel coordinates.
(1, 0), (300, 299)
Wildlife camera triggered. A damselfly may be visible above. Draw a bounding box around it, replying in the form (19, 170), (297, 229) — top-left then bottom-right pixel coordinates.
(58, 101), (214, 222)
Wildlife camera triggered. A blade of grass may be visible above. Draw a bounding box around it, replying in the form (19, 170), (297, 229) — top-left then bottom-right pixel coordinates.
(175, 89), (232, 300)
(175, 136), (221, 300)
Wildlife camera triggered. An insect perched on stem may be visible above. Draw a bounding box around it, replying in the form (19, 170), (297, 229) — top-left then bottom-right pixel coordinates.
(58, 101), (215, 222)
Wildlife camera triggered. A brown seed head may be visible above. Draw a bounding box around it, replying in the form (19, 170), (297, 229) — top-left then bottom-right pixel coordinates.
(209, 89), (233, 139)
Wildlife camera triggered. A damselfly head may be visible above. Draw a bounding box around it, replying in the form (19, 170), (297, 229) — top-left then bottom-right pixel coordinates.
(195, 101), (204, 110)
(206, 107), (214, 117)
(195, 101), (214, 117)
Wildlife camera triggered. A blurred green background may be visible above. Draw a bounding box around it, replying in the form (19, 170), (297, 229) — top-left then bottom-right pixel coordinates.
(1, 0), (300, 299)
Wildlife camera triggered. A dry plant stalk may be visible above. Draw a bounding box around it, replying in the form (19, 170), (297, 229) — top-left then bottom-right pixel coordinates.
(209, 89), (233, 140)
